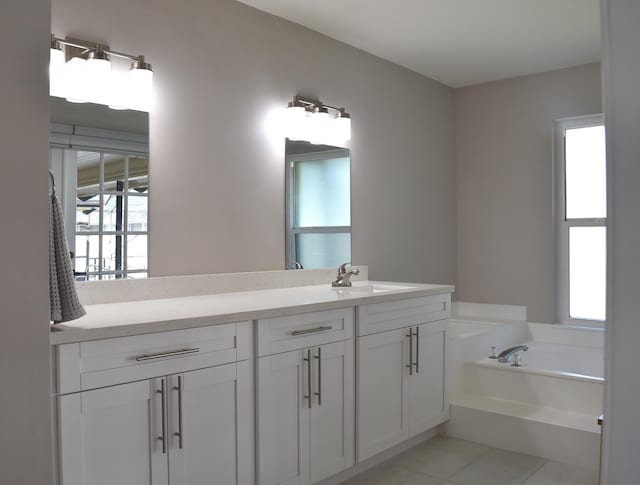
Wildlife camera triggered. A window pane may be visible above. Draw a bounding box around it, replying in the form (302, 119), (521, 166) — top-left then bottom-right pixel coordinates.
(294, 157), (350, 227)
(102, 235), (122, 272)
(102, 193), (124, 232)
(76, 194), (100, 232)
(127, 195), (148, 232)
(74, 234), (100, 274)
(129, 157), (149, 193)
(569, 226), (606, 321)
(295, 232), (350, 269)
(103, 154), (126, 193)
(127, 234), (148, 270)
(565, 125), (606, 219)
(76, 151), (101, 192)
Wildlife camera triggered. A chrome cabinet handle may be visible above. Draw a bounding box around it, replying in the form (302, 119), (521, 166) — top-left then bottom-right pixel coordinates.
(406, 330), (414, 376)
(314, 347), (322, 406)
(136, 347), (200, 362)
(157, 379), (167, 454)
(303, 349), (312, 409)
(173, 375), (184, 449)
(415, 326), (420, 374)
(291, 326), (333, 336)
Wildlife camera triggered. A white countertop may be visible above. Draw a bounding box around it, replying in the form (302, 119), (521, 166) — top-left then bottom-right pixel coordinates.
(50, 281), (454, 345)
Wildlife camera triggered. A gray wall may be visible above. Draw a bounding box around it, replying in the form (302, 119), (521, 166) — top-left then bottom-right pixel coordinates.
(52, 0), (457, 286)
(0, 0), (53, 483)
(602, 1), (640, 483)
(455, 63), (602, 322)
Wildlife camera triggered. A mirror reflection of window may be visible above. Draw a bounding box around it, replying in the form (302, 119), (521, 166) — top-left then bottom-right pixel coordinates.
(285, 140), (351, 269)
(60, 149), (149, 281)
(49, 98), (149, 280)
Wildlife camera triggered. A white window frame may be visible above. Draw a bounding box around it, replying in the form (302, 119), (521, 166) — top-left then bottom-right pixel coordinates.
(285, 148), (351, 270)
(554, 114), (606, 326)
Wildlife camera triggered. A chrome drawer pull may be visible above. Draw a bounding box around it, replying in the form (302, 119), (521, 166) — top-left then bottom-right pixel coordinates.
(174, 375), (184, 449)
(415, 326), (420, 374)
(135, 347), (200, 362)
(290, 326), (333, 336)
(406, 330), (414, 376)
(314, 347), (322, 406)
(157, 378), (167, 454)
(303, 349), (312, 409)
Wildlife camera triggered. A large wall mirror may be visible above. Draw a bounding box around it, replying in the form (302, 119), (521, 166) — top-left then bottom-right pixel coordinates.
(285, 139), (351, 270)
(49, 97), (149, 281)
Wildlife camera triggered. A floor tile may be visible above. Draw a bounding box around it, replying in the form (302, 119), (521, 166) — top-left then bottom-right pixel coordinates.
(447, 448), (546, 485)
(521, 461), (599, 485)
(341, 463), (444, 485)
(391, 437), (489, 479)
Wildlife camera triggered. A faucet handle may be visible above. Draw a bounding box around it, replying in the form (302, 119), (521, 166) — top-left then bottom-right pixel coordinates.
(338, 262), (352, 275)
(489, 346), (497, 359)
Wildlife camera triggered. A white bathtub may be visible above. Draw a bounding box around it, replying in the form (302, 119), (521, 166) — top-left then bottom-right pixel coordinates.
(474, 340), (604, 382)
(446, 315), (604, 470)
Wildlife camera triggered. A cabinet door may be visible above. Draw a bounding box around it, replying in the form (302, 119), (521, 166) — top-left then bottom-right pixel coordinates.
(357, 328), (410, 461)
(257, 350), (310, 485)
(408, 321), (447, 437)
(168, 361), (253, 485)
(58, 379), (168, 485)
(309, 340), (354, 483)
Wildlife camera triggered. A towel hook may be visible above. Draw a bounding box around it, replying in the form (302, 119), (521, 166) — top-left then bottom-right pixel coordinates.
(49, 169), (56, 196)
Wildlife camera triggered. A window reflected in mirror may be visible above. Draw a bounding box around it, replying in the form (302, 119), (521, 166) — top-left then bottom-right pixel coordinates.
(49, 97), (149, 281)
(285, 140), (351, 269)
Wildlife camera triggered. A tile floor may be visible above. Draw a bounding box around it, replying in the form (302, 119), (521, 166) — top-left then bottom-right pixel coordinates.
(342, 437), (599, 485)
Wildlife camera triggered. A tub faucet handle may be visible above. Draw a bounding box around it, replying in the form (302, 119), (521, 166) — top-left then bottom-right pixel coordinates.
(489, 346), (497, 359)
(511, 353), (523, 367)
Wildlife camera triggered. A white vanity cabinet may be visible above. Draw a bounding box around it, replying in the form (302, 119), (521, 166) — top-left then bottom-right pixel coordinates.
(256, 308), (354, 485)
(356, 295), (450, 461)
(55, 322), (254, 485)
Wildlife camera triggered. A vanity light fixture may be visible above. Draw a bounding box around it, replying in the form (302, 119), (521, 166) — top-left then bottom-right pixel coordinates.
(49, 34), (153, 112)
(285, 95), (351, 146)
(335, 109), (351, 142)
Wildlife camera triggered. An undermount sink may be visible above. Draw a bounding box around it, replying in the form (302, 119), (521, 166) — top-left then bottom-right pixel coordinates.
(332, 283), (417, 294)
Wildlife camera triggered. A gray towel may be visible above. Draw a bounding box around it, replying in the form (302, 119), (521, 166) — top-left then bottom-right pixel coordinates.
(49, 193), (86, 323)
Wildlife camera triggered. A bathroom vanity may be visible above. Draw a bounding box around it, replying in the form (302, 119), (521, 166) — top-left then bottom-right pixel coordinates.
(50, 275), (453, 485)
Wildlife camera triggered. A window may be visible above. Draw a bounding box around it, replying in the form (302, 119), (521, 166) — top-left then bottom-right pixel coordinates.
(285, 147), (351, 269)
(555, 115), (606, 324)
(50, 124), (149, 280)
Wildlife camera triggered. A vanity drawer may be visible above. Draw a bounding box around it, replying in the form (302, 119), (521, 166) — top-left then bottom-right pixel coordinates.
(357, 294), (450, 336)
(257, 308), (354, 356)
(56, 321), (252, 394)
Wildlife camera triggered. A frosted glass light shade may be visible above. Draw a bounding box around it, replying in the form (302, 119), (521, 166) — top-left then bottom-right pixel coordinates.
(334, 116), (351, 143)
(65, 57), (88, 103)
(49, 48), (66, 98)
(286, 105), (307, 141)
(309, 110), (330, 145)
(86, 57), (112, 106)
(128, 67), (153, 112)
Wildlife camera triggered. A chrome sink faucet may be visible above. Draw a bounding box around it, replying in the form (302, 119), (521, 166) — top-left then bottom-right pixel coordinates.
(331, 262), (360, 287)
(497, 345), (528, 363)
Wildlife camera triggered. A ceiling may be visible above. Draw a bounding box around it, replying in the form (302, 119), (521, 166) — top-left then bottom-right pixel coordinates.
(236, 0), (601, 87)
